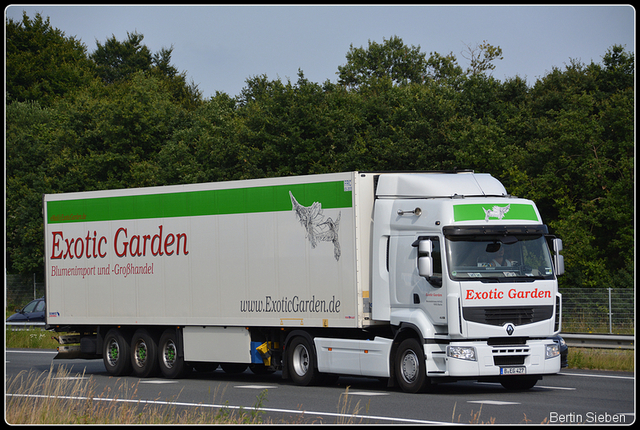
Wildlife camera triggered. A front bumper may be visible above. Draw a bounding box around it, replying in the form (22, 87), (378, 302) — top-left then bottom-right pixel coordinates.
(426, 339), (561, 378)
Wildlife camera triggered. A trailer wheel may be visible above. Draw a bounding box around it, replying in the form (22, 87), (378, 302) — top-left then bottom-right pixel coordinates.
(158, 329), (186, 378)
(395, 338), (428, 393)
(103, 328), (132, 376)
(131, 329), (159, 378)
(287, 336), (320, 386)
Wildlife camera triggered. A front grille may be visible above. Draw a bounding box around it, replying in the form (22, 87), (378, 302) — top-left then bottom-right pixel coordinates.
(463, 306), (553, 326)
(488, 337), (527, 346)
(494, 355), (526, 366)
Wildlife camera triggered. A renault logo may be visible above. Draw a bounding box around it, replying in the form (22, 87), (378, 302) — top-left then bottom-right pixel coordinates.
(505, 324), (515, 336)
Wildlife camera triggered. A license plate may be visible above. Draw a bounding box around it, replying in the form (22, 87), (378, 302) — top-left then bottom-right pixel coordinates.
(501, 366), (526, 375)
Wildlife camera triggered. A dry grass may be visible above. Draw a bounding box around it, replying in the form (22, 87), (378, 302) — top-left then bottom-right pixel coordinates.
(5, 365), (268, 424)
(5, 365), (369, 425)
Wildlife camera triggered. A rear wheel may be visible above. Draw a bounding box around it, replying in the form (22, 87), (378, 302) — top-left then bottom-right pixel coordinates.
(158, 328), (187, 378)
(395, 338), (428, 393)
(103, 328), (132, 376)
(131, 329), (159, 378)
(287, 336), (320, 386)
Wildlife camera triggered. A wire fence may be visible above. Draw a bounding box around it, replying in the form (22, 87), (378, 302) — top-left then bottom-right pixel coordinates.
(6, 274), (45, 313)
(4, 275), (635, 334)
(560, 288), (635, 335)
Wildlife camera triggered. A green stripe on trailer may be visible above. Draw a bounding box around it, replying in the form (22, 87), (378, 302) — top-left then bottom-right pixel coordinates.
(453, 203), (539, 222)
(47, 181), (352, 224)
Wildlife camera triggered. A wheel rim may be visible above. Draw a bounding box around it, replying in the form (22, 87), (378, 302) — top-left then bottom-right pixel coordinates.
(134, 339), (148, 367)
(400, 350), (419, 383)
(162, 340), (177, 369)
(292, 343), (309, 377)
(107, 338), (119, 367)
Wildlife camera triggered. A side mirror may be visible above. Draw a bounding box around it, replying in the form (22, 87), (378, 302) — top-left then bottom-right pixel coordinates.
(417, 239), (434, 278)
(553, 238), (564, 276)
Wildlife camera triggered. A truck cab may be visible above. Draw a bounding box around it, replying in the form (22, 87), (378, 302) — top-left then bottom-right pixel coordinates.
(370, 172), (563, 391)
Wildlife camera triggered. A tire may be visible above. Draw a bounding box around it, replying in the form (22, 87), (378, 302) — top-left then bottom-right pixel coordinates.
(287, 336), (320, 386)
(500, 377), (538, 391)
(130, 329), (159, 378)
(158, 328), (187, 379)
(395, 338), (428, 393)
(103, 328), (132, 376)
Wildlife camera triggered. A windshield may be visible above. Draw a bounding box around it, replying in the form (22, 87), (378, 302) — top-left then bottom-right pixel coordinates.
(446, 235), (554, 281)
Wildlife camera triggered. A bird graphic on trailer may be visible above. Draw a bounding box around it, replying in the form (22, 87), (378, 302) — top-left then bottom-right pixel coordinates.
(289, 191), (341, 261)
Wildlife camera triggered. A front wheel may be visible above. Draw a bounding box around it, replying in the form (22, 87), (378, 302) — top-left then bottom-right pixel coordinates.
(287, 336), (320, 386)
(395, 338), (428, 393)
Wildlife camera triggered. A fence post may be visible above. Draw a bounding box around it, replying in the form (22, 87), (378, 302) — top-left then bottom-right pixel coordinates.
(608, 287), (612, 334)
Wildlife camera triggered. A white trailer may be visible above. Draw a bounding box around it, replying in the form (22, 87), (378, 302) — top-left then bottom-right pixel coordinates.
(44, 171), (563, 392)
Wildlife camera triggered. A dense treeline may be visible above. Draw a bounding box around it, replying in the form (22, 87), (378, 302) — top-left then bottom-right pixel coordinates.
(6, 12), (634, 291)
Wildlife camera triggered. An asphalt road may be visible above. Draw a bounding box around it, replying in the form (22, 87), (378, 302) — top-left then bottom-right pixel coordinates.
(5, 349), (636, 424)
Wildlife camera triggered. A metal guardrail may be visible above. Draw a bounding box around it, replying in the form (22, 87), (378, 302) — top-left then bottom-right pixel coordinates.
(6, 321), (46, 331)
(560, 333), (634, 350)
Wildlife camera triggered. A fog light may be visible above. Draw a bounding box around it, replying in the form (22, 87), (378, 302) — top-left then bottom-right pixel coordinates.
(546, 343), (560, 359)
(447, 345), (477, 361)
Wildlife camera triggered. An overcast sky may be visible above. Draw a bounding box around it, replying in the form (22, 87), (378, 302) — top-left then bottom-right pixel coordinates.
(5, 5), (635, 99)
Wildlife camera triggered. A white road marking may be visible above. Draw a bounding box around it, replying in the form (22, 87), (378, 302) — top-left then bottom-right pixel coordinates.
(343, 391), (389, 396)
(467, 400), (520, 405)
(6, 393), (453, 424)
(559, 372), (634, 380)
(536, 385), (576, 390)
(51, 377), (89, 380)
(234, 385), (278, 389)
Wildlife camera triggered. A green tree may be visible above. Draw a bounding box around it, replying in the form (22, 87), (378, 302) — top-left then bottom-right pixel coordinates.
(506, 46), (634, 289)
(461, 40), (504, 76)
(337, 36), (428, 88)
(91, 32), (202, 108)
(6, 101), (59, 274)
(6, 11), (96, 106)
(91, 32), (153, 84)
(425, 51), (465, 87)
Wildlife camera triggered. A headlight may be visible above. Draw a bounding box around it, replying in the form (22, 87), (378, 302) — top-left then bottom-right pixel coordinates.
(447, 345), (477, 361)
(546, 343), (560, 359)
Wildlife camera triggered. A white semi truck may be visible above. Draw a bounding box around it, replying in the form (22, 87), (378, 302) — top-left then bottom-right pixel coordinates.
(44, 171), (564, 392)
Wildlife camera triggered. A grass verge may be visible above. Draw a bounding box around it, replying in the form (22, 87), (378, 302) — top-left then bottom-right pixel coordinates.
(567, 348), (634, 372)
(6, 365), (275, 424)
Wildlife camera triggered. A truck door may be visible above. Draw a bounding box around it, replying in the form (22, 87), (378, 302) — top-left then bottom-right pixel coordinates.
(414, 236), (447, 325)
(390, 235), (447, 325)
